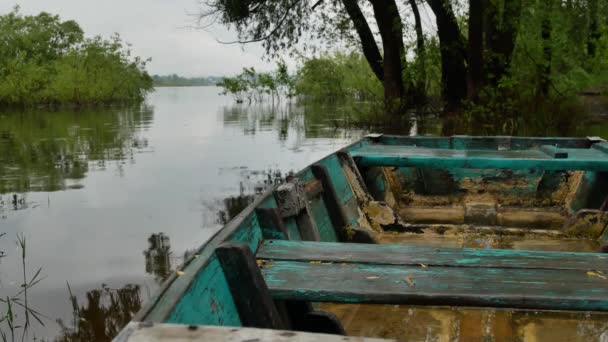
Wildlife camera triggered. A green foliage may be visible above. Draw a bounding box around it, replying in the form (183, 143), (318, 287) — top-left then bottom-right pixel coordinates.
(295, 52), (382, 102)
(0, 8), (153, 107)
(218, 61), (294, 102)
(461, 0), (608, 126)
(1, 235), (44, 342)
(203, 0), (313, 56)
(403, 37), (443, 100)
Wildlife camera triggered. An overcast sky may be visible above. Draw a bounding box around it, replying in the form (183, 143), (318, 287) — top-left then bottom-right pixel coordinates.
(1, 0), (275, 76)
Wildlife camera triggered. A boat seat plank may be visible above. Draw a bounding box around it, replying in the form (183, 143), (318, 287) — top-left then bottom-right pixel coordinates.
(257, 240), (608, 270)
(349, 145), (608, 171)
(257, 240), (608, 312)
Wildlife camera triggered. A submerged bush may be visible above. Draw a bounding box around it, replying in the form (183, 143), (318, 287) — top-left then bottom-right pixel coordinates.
(0, 8), (153, 107)
(295, 52), (382, 102)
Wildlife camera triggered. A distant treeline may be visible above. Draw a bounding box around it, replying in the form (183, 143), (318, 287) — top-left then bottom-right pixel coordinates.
(152, 74), (222, 87)
(0, 8), (153, 107)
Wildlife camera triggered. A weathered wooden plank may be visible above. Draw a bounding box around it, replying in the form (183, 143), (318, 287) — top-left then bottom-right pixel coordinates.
(257, 240), (608, 270)
(216, 242), (287, 329)
(308, 197), (338, 242)
(114, 322), (392, 342)
(140, 190), (272, 324)
(592, 142), (608, 154)
(374, 135), (593, 149)
(351, 145), (608, 171)
(261, 260), (608, 311)
(256, 208), (288, 240)
(312, 164), (350, 241)
(540, 145), (569, 159)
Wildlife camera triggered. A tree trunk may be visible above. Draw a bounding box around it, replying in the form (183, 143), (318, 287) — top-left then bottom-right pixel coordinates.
(369, 0), (406, 114)
(540, 0), (553, 97)
(467, 0), (484, 100)
(341, 0), (384, 81)
(588, 0), (600, 57)
(484, 0), (522, 87)
(427, 0), (467, 113)
(409, 0), (426, 104)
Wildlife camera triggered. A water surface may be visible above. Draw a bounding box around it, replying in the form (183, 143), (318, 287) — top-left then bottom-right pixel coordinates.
(1, 86), (608, 341)
(0, 87), (363, 340)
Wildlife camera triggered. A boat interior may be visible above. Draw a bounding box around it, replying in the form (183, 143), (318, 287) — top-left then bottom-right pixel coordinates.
(125, 135), (608, 341)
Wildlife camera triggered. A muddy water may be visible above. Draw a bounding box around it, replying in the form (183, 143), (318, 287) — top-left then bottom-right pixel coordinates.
(1, 87), (608, 340)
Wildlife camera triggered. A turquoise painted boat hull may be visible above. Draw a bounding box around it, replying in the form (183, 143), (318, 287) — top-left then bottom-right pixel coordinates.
(116, 135), (608, 341)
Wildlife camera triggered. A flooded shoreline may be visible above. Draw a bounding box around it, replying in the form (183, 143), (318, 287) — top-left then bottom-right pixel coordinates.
(1, 86), (608, 340)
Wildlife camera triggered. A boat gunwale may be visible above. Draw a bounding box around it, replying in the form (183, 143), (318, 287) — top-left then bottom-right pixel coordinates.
(132, 135), (373, 323)
(129, 134), (605, 325)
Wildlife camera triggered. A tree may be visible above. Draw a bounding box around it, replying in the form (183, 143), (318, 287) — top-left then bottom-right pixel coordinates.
(588, 0), (600, 57)
(409, 0), (427, 104)
(426, 0), (467, 113)
(0, 8), (152, 106)
(484, 0), (522, 87)
(340, 0), (383, 82)
(203, 0), (608, 120)
(467, 0), (484, 100)
(540, 0), (553, 97)
(201, 0), (409, 114)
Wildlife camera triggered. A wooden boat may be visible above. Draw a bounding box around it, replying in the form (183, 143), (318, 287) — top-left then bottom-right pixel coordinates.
(116, 135), (608, 341)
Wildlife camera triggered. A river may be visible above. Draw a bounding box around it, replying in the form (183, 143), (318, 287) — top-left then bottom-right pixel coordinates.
(0, 86), (607, 341)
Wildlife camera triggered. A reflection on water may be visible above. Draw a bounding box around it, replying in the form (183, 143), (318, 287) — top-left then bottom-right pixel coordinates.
(0, 86), (607, 340)
(143, 233), (173, 284)
(0, 87), (362, 340)
(55, 284), (142, 342)
(217, 168), (287, 225)
(0, 105), (153, 194)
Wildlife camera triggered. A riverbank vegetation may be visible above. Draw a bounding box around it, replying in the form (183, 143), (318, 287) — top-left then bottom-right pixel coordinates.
(204, 0), (608, 129)
(0, 8), (153, 107)
(217, 61), (294, 102)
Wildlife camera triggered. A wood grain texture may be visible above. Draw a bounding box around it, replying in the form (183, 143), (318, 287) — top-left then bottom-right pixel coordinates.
(258, 240), (608, 311)
(216, 242), (287, 329)
(351, 145), (608, 171)
(258, 240), (608, 270)
(261, 260), (608, 311)
(312, 163), (350, 241)
(375, 135), (593, 149)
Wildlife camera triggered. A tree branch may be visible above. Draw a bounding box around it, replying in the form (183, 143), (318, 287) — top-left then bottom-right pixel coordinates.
(216, 0), (302, 45)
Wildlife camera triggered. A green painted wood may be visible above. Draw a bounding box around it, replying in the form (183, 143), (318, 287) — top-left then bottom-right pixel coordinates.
(374, 135), (592, 150)
(257, 240), (608, 270)
(351, 145), (608, 171)
(540, 145), (569, 159)
(258, 240), (608, 312)
(317, 155), (360, 228)
(592, 142), (608, 154)
(257, 208), (288, 240)
(165, 214), (265, 325)
(166, 255), (242, 326)
(139, 193), (268, 324)
(130, 135), (608, 334)
(308, 197), (339, 242)
(284, 218), (301, 241)
(260, 260), (608, 311)
(216, 242), (287, 329)
(569, 172), (608, 213)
